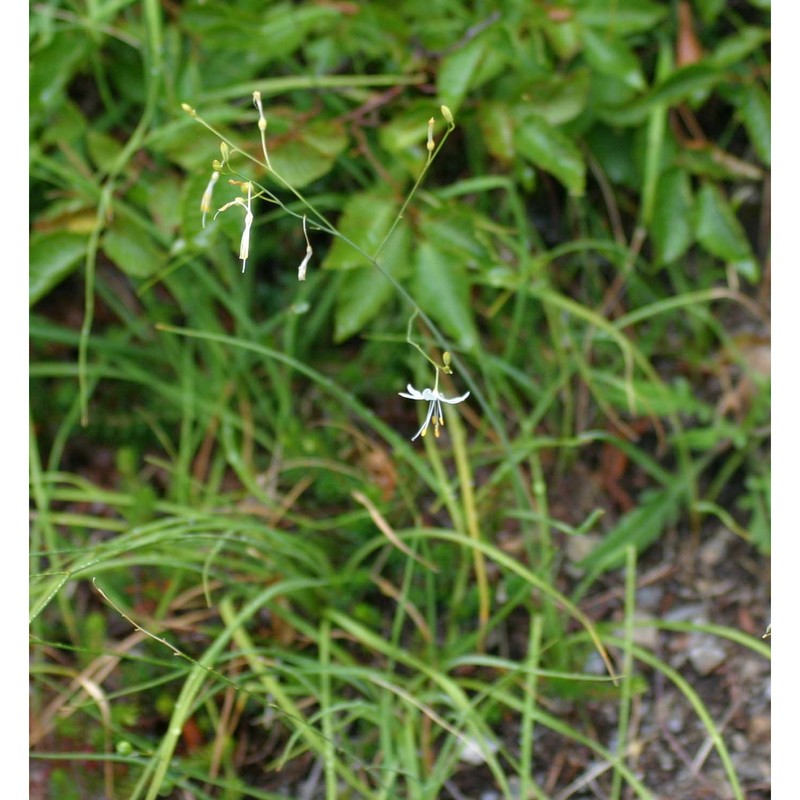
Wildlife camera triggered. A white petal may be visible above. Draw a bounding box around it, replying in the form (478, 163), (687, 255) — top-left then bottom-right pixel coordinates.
(399, 384), (424, 399)
(411, 400), (436, 441)
(440, 391), (470, 404)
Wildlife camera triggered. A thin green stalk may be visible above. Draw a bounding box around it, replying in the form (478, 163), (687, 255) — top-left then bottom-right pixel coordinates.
(610, 546), (636, 800)
(519, 614), (546, 800)
(448, 395), (490, 639)
(319, 619), (337, 800)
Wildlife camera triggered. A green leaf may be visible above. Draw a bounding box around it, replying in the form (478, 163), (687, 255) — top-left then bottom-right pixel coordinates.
(706, 26), (770, 70)
(478, 102), (516, 163)
(694, 183), (759, 281)
(581, 26), (646, 91)
(651, 168), (694, 265)
(30, 32), (89, 122)
(86, 129), (125, 173)
(735, 83), (770, 166)
(269, 118), (348, 188)
(378, 102), (437, 155)
(102, 221), (166, 279)
(322, 191), (400, 270)
(616, 64), (725, 123)
(578, 0), (668, 34)
(513, 114), (585, 196)
(693, 0), (726, 24)
(520, 68), (591, 126)
(182, 3), (337, 63)
(333, 226), (411, 342)
(333, 266), (395, 343)
(579, 484), (685, 573)
(542, 14), (582, 60)
(590, 371), (710, 419)
(30, 231), (88, 306)
(419, 207), (490, 266)
(412, 241), (478, 353)
(437, 30), (504, 113)
(585, 126), (640, 188)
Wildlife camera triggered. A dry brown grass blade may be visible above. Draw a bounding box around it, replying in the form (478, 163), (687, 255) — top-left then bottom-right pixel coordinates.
(351, 490), (439, 572)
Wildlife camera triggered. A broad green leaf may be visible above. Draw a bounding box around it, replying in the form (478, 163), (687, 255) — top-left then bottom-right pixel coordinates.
(412, 241), (478, 353)
(542, 14), (582, 60)
(182, 3), (337, 63)
(694, 183), (759, 282)
(578, 0), (668, 35)
(334, 266), (395, 343)
(586, 126), (640, 188)
(30, 231), (89, 306)
(133, 174), (184, 237)
(590, 371), (710, 419)
(513, 115), (585, 196)
(588, 72), (639, 120)
(681, 424), (748, 451)
(651, 168), (694, 265)
(30, 32), (89, 122)
(735, 83), (770, 166)
(520, 68), (591, 126)
(693, 0), (726, 24)
(579, 484), (685, 573)
(478, 102), (516, 163)
(102, 221), (166, 279)
(437, 30), (504, 113)
(333, 226), (411, 342)
(87, 129), (125, 173)
(379, 102), (438, 155)
(419, 207), (490, 266)
(581, 27), (646, 91)
(322, 191), (400, 270)
(269, 118), (348, 188)
(706, 26), (770, 70)
(616, 64), (725, 123)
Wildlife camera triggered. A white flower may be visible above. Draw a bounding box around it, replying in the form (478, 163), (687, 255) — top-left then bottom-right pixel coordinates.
(200, 170), (220, 229)
(399, 383), (470, 441)
(214, 181), (253, 273)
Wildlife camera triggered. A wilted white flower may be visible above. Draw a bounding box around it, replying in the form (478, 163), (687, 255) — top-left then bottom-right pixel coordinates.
(200, 170), (220, 229)
(399, 384), (470, 441)
(297, 214), (312, 281)
(214, 181), (253, 273)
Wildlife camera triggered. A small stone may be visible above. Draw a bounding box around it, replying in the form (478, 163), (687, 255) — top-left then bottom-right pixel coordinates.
(686, 633), (727, 675)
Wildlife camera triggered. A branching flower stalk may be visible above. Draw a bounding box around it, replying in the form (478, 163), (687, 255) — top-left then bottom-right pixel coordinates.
(183, 98), (525, 469)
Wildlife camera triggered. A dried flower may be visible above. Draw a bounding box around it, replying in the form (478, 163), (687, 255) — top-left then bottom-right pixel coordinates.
(214, 181), (253, 272)
(200, 170), (220, 228)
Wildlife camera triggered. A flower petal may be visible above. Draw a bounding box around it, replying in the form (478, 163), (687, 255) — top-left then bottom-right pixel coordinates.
(440, 391), (470, 404)
(399, 384), (424, 400)
(411, 400), (436, 441)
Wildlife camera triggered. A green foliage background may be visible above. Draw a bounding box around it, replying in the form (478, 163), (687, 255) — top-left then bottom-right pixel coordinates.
(30, 1), (770, 799)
